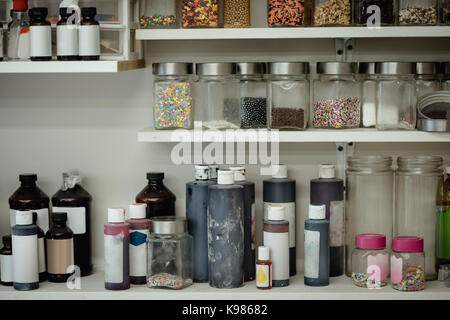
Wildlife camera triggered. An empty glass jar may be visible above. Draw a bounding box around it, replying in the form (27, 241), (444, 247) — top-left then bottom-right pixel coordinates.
(359, 62), (377, 128)
(267, 62), (309, 130)
(268, 0), (312, 26)
(375, 62), (416, 130)
(399, 0), (438, 25)
(313, 62), (361, 129)
(147, 217), (193, 289)
(181, 0), (222, 28)
(346, 156), (394, 277)
(415, 62), (441, 101)
(313, 0), (352, 26)
(153, 63), (194, 130)
(140, 0), (180, 28)
(354, 0), (395, 26)
(224, 0), (250, 28)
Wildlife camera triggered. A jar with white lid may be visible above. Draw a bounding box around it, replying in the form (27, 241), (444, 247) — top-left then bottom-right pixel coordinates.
(267, 62), (310, 130)
(415, 62), (441, 101)
(375, 62), (416, 130)
(152, 63), (194, 130)
(359, 62), (377, 128)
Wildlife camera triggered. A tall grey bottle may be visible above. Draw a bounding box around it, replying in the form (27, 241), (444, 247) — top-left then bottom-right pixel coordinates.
(186, 165), (214, 283)
(263, 165), (297, 276)
(208, 170), (244, 288)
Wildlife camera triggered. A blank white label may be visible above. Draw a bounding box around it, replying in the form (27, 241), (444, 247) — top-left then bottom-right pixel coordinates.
(12, 234), (38, 283)
(38, 237), (46, 273)
(79, 25), (100, 56)
(264, 202), (296, 248)
(10, 209), (49, 233)
(30, 25), (52, 57)
(0, 254), (13, 282)
(304, 230), (320, 279)
(57, 25), (78, 56)
(263, 231), (289, 281)
(104, 234), (123, 284)
(129, 229), (149, 278)
(53, 207), (86, 235)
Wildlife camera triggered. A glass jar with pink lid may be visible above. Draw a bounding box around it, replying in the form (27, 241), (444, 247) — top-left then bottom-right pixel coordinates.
(351, 233), (390, 288)
(390, 236), (425, 291)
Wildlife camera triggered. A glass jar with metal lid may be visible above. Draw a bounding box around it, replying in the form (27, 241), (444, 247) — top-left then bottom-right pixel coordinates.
(267, 0), (312, 27)
(267, 62), (309, 130)
(415, 62), (441, 101)
(195, 62), (238, 130)
(313, 0), (352, 26)
(359, 62), (377, 128)
(354, 0), (395, 26)
(152, 63), (194, 130)
(375, 62), (416, 130)
(442, 0), (450, 25)
(444, 62), (450, 91)
(236, 62), (267, 129)
(139, 0), (180, 29)
(345, 156), (394, 276)
(399, 0), (438, 25)
(181, 0), (223, 28)
(395, 156), (444, 280)
(313, 62), (361, 129)
(147, 216), (193, 289)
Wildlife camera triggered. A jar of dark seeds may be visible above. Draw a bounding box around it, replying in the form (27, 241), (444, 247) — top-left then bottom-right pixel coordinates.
(398, 0), (437, 25)
(237, 62), (267, 129)
(267, 62), (310, 130)
(354, 0), (395, 26)
(441, 0), (450, 24)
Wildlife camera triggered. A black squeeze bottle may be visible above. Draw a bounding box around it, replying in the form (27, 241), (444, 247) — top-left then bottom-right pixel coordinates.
(0, 235), (13, 286)
(52, 171), (93, 277)
(33, 212), (47, 282)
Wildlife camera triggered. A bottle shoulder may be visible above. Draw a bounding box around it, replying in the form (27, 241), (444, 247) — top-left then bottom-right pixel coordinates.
(9, 186), (49, 204)
(52, 184), (92, 204)
(136, 184), (176, 200)
(46, 226), (73, 239)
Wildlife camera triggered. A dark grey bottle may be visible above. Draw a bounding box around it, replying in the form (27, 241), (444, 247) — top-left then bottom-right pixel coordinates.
(304, 204), (330, 287)
(208, 170), (244, 289)
(186, 165), (214, 283)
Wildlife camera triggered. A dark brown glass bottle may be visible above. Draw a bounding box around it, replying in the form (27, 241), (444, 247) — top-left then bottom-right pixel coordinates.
(79, 7), (100, 61)
(136, 172), (176, 219)
(9, 174), (50, 233)
(57, 7), (79, 61)
(52, 173), (93, 277)
(29, 7), (52, 61)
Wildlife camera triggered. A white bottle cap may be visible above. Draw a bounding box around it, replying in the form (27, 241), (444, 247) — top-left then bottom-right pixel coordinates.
(258, 246), (270, 261)
(15, 211), (32, 225)
(309, 204), (326, 220)
(230, 166), (246, 182)
(209, 165), (219, 179)
(108, 208), (125, 223)
(272, 165), (287, 179)
(217, 170), (234, 185)
(268, 204), (285, 221)
(129, 203), (147, 219)
(195, 165), (210, 180)
(319, 164), (336, 179)
(446, 167), (450, 175)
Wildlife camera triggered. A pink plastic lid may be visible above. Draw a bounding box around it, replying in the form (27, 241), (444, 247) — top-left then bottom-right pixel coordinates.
(392, 236), (424, 252)
(355, 233), (386, 249)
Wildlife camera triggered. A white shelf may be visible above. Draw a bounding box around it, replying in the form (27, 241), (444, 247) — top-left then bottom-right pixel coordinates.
(136, 26), (450, 41)
(0, 272), (448, 300)
(0, 60), (145, 73)
(138, 128), (450, 143)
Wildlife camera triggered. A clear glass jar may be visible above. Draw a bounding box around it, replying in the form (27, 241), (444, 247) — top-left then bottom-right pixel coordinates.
(140, 0), (180, 29)
(267, 62), (309, 130)
(346, 156), (394, 277)
(375, 62), (416, 130)
(313, 62), (361, 129)
(224, 0), (250, 28)
(391, 236), (425, 291)
(395, 156), (444, 280)
(147, 217), (193, 290)
(313, 0), (352, 26)
(351, 234), (390, 288)
(354, 0), (395, 26)
(195, 63), (239, 129)
(415, 62), (441, 101)
(152, 63), (194, 130)
(181, 0), (222, 28)
(444, 63), (450, 90)
(442, 0), (450, 24)
(359, 62), (377, 128)
(236, 63), (267, 129)
(268, 0), (312, 26)
(399, 0), (438, 25)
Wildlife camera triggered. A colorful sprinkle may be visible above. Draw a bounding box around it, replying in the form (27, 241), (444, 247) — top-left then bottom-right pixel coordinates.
(351, 272), (382, 289)
(268, 0), (308, 26)
(182, 0), (219, 28)
(154, 82), (192, 129)
(140, 15), (177, 28)
(147, 273), (189, 289)
(313, 96), (361, 128)
(392, 265), (425, 291)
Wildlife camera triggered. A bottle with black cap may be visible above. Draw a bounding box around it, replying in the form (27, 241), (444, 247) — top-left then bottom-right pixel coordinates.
(79, 7), (100, 61)
(29, 7), (52, 61)
(136, 172), (176, 219)
(57, 6), (79, 61)
(33, 212), (47, 282)
(9, 174), (50, 233)
(46, 212), (74, 283)
(0, 235), (13, 286)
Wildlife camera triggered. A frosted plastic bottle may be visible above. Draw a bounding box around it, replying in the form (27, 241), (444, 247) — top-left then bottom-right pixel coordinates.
(0, 235), (13, 286)
(32, 212), (47, 282)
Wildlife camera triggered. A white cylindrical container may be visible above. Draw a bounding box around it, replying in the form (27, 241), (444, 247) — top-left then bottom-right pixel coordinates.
(79, 7), (100, 60)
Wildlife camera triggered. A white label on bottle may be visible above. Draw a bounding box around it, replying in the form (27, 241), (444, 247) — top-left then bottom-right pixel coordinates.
(129, 229), (149, 278)
(264, 202), (295, 248)
(251, 203), (256, 251)
(10, 208), (49, 233)
(30, 25), (52, 57)
(0, 254), (13, 283)
(57, 25), (78, 56)
(18, 28), (30, 60)
(256, 264), (270, 288)
(53, 207), (86, 235)
(12, 234), (38, 283)
(38, 237), (46, 274)
(329, 201), (344, 247)
(104, 234), (123, 283)
(79, 25), (100, 56)
(263, 231), (289, 281)
(304, 229), (320, 279)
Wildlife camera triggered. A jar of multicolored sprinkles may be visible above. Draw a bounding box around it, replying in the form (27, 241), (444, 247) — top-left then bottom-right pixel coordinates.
(390, 236), (425, 291)
(140, 0), (180, 29)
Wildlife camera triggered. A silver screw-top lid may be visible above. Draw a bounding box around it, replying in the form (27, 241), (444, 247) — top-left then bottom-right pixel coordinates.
(375, 62), (415, 75)
(268, 62), (309, 75)
(358, 62), (377, 74)
(317, 62), (357, 75)
(236, 62), (266, 75)
(196, 63), (236, 76)
(152, 62), (194, 76)
(416, 62), (439, 75)
(150, 216), (187, 235)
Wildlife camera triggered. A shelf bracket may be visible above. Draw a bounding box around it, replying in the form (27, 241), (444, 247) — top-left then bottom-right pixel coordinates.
(335, 38), (354, 62)
(336, 142), (356, 187)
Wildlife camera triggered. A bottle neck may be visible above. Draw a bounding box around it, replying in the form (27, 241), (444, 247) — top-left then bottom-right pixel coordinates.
(12, 11), (27, 20)
(53, 221), (66, 228)
(148, 179), (163, 186)
(21, 182), (36, 188)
